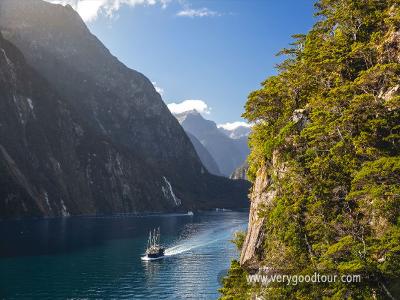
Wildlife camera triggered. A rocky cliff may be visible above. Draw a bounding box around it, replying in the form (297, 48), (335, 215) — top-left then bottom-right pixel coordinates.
(0, 31), (149, 217)
(0, 0), (250, 218)
(239, 150), (289, 269)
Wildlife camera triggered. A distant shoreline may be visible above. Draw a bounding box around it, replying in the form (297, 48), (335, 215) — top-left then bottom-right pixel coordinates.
(0, 208), (250, 223)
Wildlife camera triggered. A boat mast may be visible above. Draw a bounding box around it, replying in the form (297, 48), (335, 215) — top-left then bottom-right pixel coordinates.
(147, 230), (151, 249)
(147, 228), (161, 249)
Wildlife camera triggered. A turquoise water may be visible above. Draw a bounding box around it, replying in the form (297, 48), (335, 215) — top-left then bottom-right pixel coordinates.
(0, 211), (248, 299)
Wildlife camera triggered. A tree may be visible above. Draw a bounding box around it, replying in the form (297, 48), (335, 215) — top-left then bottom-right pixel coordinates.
(222, 0), (400, 298)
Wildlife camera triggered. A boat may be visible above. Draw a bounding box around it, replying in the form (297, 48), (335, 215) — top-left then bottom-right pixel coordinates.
(187, 211), (194, 216)
(142, 227), (165, 260)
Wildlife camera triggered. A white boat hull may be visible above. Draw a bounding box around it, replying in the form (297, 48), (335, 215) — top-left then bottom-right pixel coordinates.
(141, 255), (165, 261)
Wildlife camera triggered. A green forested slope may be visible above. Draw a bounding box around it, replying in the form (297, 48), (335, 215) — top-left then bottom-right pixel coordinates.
(221, 0), (400, 298)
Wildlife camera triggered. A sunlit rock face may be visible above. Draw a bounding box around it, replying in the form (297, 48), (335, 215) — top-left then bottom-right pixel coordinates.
(0, 0), (250, 218)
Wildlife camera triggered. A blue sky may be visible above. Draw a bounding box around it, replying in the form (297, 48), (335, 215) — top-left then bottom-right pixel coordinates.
(49, 0), (316, 126)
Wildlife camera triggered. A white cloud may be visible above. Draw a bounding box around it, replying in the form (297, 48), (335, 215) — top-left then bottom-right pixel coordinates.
(45, 0), (171, 22)
(167, 100), (211, 115)
(76, 0), (105, 21)
(152, 81), (164, 96)
(176, 7), (221, 18)
(45, 0), (221, 21)
(217, 121), (251, 131)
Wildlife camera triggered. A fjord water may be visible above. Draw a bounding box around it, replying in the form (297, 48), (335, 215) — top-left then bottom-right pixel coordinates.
(0, 211), (247, 299)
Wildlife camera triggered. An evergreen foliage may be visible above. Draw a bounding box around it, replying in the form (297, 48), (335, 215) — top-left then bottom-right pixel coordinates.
(222, 0), (400, 298)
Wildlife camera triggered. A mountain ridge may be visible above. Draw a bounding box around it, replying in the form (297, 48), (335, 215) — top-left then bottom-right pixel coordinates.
(0, 0), (250, 218)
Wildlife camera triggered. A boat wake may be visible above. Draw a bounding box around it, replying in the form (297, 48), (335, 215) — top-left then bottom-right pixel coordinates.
(164, 238), (220, 256)
(164, 222), (245, 257)
(141, 238), (220, 260)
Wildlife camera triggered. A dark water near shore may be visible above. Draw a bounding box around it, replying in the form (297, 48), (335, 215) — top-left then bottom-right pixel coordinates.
(0, 211), (248, 299)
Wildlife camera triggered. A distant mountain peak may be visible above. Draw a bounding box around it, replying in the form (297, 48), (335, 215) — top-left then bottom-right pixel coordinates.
(173, 109), (202, 123)
(218, 122), (251, 139)
(174, 109), (201, 117)
(171, 109), (249, 176)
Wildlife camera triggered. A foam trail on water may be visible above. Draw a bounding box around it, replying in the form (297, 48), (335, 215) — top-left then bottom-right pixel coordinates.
(164, 221), (245, 257)
(165, 238), (220, 256)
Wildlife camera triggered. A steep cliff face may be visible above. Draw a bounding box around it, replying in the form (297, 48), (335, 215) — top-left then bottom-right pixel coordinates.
(0, 0), (250, 218)
(0, 32), (189, 218)
(239, 166), (269, 269)
(0, 0), (199, 176)
(240, 151), (288, 269)
(0, 34), (110, 216)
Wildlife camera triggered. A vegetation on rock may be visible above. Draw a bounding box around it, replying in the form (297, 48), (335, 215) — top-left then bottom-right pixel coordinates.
(221, 0), (400, 298)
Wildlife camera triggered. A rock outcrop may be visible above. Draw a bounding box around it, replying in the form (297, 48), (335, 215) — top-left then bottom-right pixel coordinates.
(240, 152), (287, 269)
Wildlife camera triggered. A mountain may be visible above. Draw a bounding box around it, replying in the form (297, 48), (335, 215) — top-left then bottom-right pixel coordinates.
(218, 124), (251, 139)
(0, 31), (142, 217)
(173, 110), (248, 176)
(186, 132), (221, 176)
(232, 136), (250, 160)
(0, 0), (250, 218)
(218, 125), (251, 173)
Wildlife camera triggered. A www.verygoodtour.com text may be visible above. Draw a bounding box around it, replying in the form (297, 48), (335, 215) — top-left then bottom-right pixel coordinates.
(247, 272), (362, 286)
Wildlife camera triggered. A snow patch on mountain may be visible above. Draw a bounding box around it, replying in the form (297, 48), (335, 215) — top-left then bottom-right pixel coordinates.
(218, 122), (251, 139)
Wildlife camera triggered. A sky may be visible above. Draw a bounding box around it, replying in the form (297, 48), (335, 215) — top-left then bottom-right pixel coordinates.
(47, 0), (316, 127)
